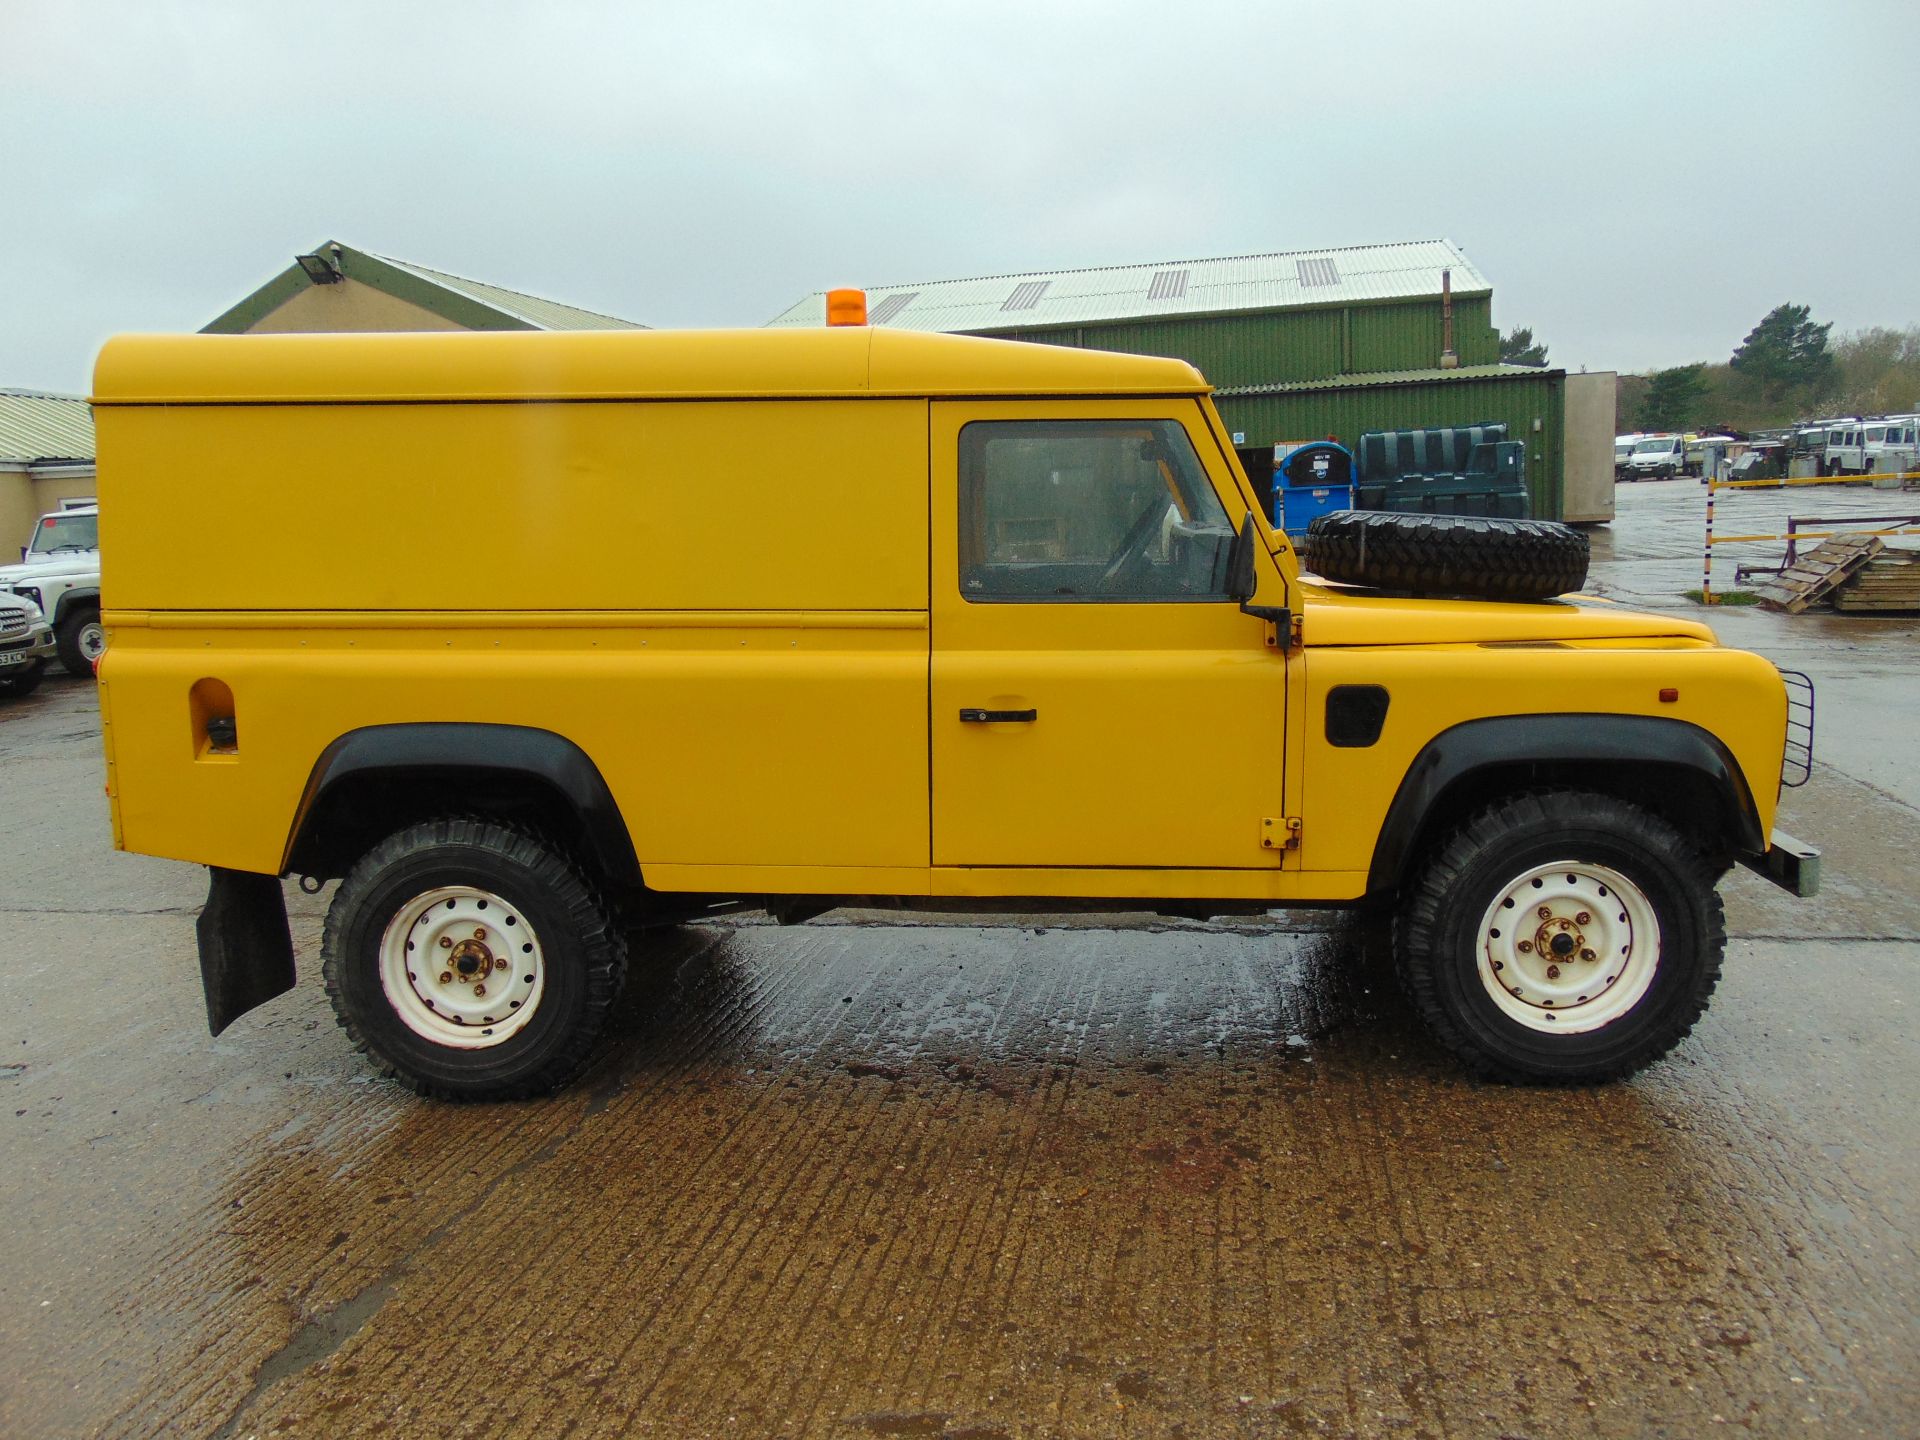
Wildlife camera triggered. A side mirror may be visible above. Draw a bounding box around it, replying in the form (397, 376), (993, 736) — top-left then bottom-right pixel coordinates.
(1226, 511), (1257, 602)
(1229, 511), (1291, 631)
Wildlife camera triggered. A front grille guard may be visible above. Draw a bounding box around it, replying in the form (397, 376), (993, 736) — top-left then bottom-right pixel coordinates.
(1779, 669), (1814, 789)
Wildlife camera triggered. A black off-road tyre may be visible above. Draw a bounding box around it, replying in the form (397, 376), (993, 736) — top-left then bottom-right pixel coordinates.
(55, 607), (104, 678)
(322, 818), (627, 1100)
(0, 660), (45, 699)
(1303, 511), (1589, 601)
(1396, 791), (1724, 1084)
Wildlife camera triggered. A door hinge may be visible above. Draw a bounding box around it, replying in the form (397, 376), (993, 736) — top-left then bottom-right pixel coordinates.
(1290, 612), (1305, 649)
(1261, 816), (1302, 851)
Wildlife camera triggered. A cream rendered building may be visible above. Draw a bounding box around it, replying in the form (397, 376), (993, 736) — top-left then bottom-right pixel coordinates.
(0, 389), (95, 561)
(202, 240), (649, 336)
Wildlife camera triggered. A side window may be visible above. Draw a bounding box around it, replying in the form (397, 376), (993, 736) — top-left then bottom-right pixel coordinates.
(958, 419), (1236, 602)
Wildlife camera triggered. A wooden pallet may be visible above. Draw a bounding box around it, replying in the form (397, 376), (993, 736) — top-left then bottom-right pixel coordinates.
(1833, 548), (1920, 612)
(1752, 535), (1884, 614)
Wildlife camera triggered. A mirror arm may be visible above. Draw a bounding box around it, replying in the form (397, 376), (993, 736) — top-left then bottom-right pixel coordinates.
(1228, 510), (1290, 630)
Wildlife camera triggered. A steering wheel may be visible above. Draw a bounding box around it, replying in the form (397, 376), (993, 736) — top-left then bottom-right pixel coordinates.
(1097, 495), (1170, 592)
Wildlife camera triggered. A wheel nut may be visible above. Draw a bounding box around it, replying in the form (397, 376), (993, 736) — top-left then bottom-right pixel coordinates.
(439, 936), (453, 949)
(1538, 906), (1552, 919)
(1580, 948), (1596, 961)
(1576, 911), (1592, 925)
(1517, 940), (1533, 953)
(439, 971), (452, 985)
(473, 983), (487, 998)
(494, 957), (508, 971)
(473, 928), (487, 940)
(1547, 964), (1561, 979)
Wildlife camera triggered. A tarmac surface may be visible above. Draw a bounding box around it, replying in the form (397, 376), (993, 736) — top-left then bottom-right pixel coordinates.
(3, 479), (1917, 1439)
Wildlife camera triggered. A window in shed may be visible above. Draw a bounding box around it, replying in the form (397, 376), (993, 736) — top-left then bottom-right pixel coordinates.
(1296, 257), (1341, 287)
(1002, 281), (1051, 311)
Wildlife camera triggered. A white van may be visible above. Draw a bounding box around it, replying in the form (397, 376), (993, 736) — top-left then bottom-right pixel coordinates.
(1862, 418), (1920, 477)
(1821, 420), (1866, 476)
(1613, 433), (1643, 479)
(1622, 434), (1685, 480)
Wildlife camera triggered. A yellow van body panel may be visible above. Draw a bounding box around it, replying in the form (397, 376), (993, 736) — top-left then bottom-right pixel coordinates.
(98, 398), (930, 614)
(100, 614), (930, 878)
(92, 327), (1209, 406)
(92, 327), (1791, 907)
(1299, 581), (1718, 647)
(1297, 638), (1786, 882)
(926, 398), (1292, 871)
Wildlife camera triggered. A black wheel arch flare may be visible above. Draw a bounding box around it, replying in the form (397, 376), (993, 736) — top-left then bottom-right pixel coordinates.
(53, 587), (100, 625)
(283, 722), (642, 893)
(1366, 714), (1766, 899)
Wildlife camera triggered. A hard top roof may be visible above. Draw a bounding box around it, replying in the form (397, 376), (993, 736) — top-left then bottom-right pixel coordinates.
(94, 328), (1208, 405)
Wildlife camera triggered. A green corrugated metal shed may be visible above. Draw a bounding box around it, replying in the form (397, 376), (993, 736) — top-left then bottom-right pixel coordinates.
(766, 239), (1561, 515)
(1216, 366), (1566, 520)
(987, 295), (1499, 389)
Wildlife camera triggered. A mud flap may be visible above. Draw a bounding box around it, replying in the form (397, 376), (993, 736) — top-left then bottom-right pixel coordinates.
(196, 867), (297, 1035)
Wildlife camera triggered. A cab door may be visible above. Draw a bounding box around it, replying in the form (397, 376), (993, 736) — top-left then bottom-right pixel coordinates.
(930, 399), (1289, 875)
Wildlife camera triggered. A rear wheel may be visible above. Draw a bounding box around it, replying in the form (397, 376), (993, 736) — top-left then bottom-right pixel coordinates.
(323, 818), (627, 1100)
(1396, 791), (1724, 1084)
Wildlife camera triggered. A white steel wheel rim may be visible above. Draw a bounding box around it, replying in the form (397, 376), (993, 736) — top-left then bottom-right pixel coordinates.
(378, 885), (546, 1049)
(1475, 861), (1660, 1035)
(78, 621), (106, 661)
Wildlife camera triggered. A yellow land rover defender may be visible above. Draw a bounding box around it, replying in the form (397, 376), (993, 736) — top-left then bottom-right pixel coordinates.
(91, 314), (1817, 1100)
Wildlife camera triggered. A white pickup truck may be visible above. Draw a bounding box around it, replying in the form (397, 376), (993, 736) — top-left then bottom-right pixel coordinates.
(0, 503), (103, 677)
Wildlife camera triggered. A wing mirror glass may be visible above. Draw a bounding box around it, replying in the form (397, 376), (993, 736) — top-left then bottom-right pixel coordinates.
(1226, 511), (1257, 602)
(1229, 510), (1291, 633)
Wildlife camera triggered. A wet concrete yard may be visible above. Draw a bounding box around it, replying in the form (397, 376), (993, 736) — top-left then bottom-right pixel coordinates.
(4, 483), (1918, 1437)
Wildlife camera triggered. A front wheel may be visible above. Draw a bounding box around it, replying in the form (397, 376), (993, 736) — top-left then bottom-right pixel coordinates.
(1396, 791), (1724, 1084)
(323, 818), (627, 1100)
(0, 659), (45, 699)
(55, 608), (105, 678)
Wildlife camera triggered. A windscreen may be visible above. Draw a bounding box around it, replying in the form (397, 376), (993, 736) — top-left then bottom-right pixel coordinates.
(30, 512), (96, 555)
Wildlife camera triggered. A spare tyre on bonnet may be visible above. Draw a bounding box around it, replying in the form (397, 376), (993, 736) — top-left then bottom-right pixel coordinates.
(1302, 511), (1590, 602)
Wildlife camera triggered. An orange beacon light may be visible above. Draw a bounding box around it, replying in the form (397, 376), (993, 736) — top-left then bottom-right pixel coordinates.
(825, 288), (868, 326)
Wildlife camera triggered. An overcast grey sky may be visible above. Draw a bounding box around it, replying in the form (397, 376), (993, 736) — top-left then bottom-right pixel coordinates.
(6, 0), (1917, 393)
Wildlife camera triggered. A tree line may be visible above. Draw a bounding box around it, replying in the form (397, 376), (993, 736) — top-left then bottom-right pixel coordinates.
(1502, 306), (1920, 435)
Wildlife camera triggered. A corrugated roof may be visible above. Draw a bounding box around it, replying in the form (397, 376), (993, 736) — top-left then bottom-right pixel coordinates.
(0, 388), (94, 464)
(371, 255), (649, 331)
(1216, 364), (1553, 397)
(767, 239), (1491, 332)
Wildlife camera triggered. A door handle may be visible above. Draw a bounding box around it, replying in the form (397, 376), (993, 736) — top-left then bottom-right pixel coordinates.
(959, 708), (1037, 723)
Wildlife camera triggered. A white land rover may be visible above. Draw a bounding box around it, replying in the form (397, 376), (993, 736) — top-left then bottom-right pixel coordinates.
(0, 503), (103, 677)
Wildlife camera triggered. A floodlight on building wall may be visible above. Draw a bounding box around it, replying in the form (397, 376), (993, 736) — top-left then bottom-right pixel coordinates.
(295, 250), (343, 284)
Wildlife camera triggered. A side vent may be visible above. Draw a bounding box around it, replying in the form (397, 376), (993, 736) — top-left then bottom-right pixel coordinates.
(1325, 685), (1390, 748)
